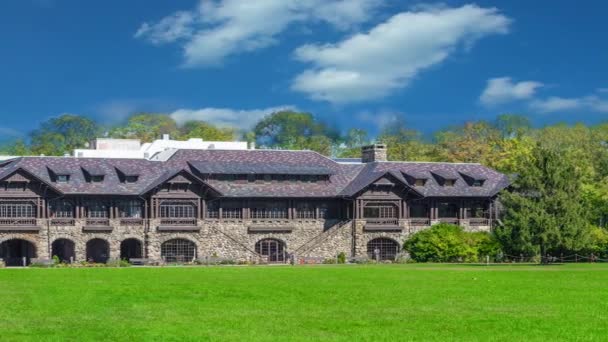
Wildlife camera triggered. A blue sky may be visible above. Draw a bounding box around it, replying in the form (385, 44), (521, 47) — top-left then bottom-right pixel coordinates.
(0, 0), (607, 141)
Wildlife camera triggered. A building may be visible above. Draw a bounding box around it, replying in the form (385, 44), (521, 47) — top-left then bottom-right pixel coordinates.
(0, 144), (509, 266)
(73, 135), (250, 159)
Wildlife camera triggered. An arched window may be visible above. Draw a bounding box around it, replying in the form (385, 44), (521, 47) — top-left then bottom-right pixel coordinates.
(0, 239), (37, 266)
(367, 238), (400, 261)
(363, 203), (398, 219)
(255, 239), (286, 263)
(120, 238), (143, 260)
(161, 239), (196, 263)
(86, 238), (109, 263)
(51, 239), (75, 263)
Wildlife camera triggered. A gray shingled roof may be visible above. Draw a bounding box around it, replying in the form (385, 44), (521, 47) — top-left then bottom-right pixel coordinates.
(0, 150), (510, 198)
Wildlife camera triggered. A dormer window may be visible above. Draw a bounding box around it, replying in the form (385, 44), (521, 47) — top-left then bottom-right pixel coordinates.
(90, 175), (104, 183)
(444, 179), (456, 187)
(56, 175), (70, 183)
(472, 179), (484, 187)
(414, 179), (426, 186)
(125, 175), (138, 183)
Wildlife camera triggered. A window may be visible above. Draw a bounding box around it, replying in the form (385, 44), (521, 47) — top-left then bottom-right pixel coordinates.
(367, 238), (399, 261)
(317, 202), (335, 219)
(161, 239), (196, 263)
(409, 203), (429, 218)
(438, 202), (458, 218)
(56, 175), (70, 183)
(363, 203), (397, 219)
(251, 201), (288, 219)
(414, 179), (426, 186)
(160, 201), (196, 218)
(206, 201), (219, 219)
(444, 179), (456, 187)
(0, 201), (36, 218)
(118, 200), (142, 218)
(124, 176), (138, 183)
(221, 201), (243, 219)
(86, 201), (108, 218)
(51, 201), (74, 218)
(6, 182), (26, 192)
(472, 179), (484, 187)
(90, 175), (104, 183)
(263, 174), (272, 183)
(466, 201), (487, 218)
(296, 202), (315, 219)
(255, 239), (286, 263)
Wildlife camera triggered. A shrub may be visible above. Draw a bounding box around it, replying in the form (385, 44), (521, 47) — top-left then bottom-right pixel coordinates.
(337, 252), (346, 264)
(404, 223), (500, 263)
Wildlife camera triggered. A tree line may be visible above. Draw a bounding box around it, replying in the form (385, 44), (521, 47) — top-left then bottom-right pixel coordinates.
(1, 111), (607, 261)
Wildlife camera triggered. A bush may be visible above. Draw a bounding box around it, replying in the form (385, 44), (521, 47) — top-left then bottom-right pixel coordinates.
(404, 223), (500, 263)
(337, 252), (346, 264)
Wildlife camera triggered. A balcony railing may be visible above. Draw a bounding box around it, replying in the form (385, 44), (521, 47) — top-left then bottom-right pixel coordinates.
(85, 218), (110, 227)
(50, 218), (76, 226)
(159, 218), (197, 226)
(364, 218), (399, 226)
(119, 218), (144, 226)
(409, 217), (431, 226)
(0, 218), (37, 226)
(468, 218), (491, 226)
(438, 217), (459, 224)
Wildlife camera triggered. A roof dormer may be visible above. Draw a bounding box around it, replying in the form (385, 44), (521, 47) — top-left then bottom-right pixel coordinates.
(431, 170), (459, 187)
(459, 172), (487, 187)
(47, 166), (72, 183)
(82, 166), (105, 183)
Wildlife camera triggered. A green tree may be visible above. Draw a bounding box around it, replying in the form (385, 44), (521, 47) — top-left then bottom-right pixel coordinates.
(0, 139), (31, 156)
(179, 121), (236, 141)
(30, 114), (99, 156)
(377, 118), (439, 161)
(434, 121), (501, 165)
(253, 111), (339, 155)
(109, 113), (179, 142)
(495, 114), (531, 138)
(495, 144), (592, 259)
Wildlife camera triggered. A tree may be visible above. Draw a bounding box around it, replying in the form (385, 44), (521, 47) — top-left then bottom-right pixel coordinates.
(109, 113), (179, 142)
(179, 121), (236, 141)
(377, 118), (439, 161)
(495, 144), (592, 259)
(0, 139), (31, 156)
(434, 121), (501, 164)
(253, 111), (339, 155)
(30, 114), (99, 156)
(495, 114), (531, 138)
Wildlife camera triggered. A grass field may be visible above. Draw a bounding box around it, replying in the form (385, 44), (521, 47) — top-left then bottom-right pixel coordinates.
(1, 264), (607, 341)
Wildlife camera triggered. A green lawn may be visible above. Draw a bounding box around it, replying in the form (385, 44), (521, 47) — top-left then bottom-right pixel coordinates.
(1, 264), (607, 341)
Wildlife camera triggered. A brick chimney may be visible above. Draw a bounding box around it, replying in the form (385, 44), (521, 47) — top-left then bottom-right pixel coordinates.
(361, 143), (387, 163)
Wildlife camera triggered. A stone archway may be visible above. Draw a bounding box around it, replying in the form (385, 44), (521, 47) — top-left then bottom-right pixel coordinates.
(255, 238), (287, 263)
(0, 239), (37, 266)
(120, 238), (143, 261)
(51, 239), (75, 263)
(86, 238), (110, 263)
(366, 238), (400, 261)
(161, 238), (197, 263)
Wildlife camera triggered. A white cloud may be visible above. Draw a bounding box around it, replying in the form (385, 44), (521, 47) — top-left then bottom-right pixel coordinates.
(291, 4), (511, 103)
(479, 77), (543, 106)
(169, 105), (296, 130)
(135, 0), (381, 67)
(530, 95), (608, 113)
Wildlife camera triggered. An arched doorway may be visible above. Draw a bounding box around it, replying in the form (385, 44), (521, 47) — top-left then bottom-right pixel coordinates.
(86, 238), (109, 263)
(120, 238), (143, 261)
(255, 238), (286, 263)
(161, 239), (196, 263)
(51, 239), (75, 263)
(367, 238), (400, 261)
(0, 239), (36, 266)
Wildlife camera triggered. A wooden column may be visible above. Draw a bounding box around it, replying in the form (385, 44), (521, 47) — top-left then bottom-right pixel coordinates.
(218, 200), (223, 221)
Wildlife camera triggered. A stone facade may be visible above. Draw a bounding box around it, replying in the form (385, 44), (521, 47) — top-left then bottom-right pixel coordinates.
(0, 217), (491, 264)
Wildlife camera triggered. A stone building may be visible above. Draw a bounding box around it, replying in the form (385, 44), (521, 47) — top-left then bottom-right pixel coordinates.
(0, 144), (509, 266)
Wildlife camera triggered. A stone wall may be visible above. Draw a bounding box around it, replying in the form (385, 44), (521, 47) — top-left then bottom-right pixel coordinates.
(0, 218), (489, 264)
